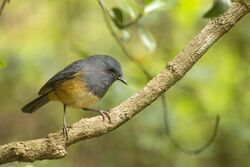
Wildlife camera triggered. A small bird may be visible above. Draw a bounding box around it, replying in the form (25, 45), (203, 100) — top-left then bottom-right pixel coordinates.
(21, 55), (127, 139)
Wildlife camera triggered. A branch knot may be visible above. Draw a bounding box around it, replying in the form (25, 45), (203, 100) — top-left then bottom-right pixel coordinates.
(166, 62), (182, 79)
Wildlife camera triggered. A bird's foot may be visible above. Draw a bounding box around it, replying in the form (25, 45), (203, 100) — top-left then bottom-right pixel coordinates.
(82, 108), (111, 123)
(63, 122), (69, 141)
(99, 110), (111, 122)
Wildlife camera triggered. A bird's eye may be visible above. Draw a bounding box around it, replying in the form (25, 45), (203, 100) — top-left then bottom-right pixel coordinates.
(107, 68), (116, 74)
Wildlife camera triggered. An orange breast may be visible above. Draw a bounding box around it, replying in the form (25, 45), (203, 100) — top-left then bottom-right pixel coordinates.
(47, 73), (100, 108)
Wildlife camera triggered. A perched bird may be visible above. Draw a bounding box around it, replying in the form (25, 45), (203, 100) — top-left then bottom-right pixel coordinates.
(21, 55), (127, 139)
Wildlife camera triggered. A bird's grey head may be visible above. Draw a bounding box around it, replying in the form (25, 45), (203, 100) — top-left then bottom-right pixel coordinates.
(83, 55), (127, 98)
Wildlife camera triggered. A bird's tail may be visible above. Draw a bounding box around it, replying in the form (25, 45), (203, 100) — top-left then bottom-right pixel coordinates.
(21, 94), (49, 113)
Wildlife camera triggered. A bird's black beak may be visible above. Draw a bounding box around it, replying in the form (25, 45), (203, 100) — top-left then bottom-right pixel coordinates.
(117, 76), (127, 85)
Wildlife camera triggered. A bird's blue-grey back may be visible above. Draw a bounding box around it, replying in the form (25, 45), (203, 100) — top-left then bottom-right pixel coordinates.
(38, 55), (123, 98)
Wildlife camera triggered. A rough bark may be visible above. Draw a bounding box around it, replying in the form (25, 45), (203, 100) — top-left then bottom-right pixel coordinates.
(0, 1), (249, 165)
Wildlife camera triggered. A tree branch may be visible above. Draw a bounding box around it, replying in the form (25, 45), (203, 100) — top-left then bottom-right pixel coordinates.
(98, 0), (220, 154)
(0, 1), (249, 165)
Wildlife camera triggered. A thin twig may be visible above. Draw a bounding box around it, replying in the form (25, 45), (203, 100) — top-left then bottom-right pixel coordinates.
(118, 13), (144, 29)
(161, 95), (220, 154)
(0, 0), (10, 16)
(98, 0), (152, 80)
(0, 1), (248, 164)
(98, 0), (220, 154)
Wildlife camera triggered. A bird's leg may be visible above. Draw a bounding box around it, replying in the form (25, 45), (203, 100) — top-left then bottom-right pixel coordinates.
(82, 108), (111, 122)
(63, 104), (69, 140)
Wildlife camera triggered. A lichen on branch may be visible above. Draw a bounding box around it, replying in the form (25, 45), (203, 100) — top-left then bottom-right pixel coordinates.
(0, 1), (249, 165)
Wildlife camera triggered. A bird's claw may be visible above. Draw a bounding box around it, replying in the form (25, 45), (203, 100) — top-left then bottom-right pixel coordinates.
(99, 110), (111, 123)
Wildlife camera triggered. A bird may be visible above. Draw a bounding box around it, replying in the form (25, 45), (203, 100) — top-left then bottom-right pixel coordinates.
(21, 55), (127, 139)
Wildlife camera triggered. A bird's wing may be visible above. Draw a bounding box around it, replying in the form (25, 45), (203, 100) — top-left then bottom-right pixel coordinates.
(38, 60), (85, 95)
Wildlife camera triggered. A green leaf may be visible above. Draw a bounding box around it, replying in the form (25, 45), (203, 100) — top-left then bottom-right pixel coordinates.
(137, 25), (156, 52)
(0, 59), (7, 69)
(109, 7), (134, 29)
(110, 7), (125, 29)
(144, 0), (173, 14)
(203, 0), (231, 18)
(122, 0), (143, 18)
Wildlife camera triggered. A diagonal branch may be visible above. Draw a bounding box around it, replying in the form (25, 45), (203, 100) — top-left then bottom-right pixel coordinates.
(98, 0), (220, 154)
(0, 1), (249, 165)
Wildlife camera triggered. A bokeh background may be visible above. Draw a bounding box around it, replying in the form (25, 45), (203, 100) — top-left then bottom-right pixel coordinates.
(0, 0), (250, 166)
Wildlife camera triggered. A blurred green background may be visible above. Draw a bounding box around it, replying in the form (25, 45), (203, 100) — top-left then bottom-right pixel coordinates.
(0, 0), (250, 166)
